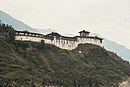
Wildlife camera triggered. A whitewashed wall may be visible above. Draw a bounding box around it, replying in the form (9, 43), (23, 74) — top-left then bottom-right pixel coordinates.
(49, 38), (78, 50)
(15, 35), (43, 42)
(77, 37), (102, 47)
(15, 35), (103, 50)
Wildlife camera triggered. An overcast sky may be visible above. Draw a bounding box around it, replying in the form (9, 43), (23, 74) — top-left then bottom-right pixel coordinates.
(0, 0), (130, 49)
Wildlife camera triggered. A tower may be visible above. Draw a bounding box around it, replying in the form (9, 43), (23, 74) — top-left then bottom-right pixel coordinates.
(79, 30), (90, 37)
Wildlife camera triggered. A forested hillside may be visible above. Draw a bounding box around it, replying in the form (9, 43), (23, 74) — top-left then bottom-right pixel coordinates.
(0, 22), (130, 87)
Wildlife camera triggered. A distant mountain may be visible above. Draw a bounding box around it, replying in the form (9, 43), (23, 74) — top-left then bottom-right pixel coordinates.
(0, 10), (58, 35)
(90, 33), (130, 62)
(103, 39), (130, 62)
(0, 10), (38, 32)
(0, 10), (130, 62)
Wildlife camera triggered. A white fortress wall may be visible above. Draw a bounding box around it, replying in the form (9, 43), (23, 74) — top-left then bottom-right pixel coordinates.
(77, 37), (91, 44)
(15, 30), (103, 50)
(44, 38), (52, 44)
(15, 35), (43, 42)
(76, 37), (102, 46)
(88, 38), (102, 46)
(15, 35), (103, 50)
(49, 38), (78, 50)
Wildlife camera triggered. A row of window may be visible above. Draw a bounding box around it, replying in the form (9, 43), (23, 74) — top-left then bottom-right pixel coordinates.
(54, 40), (76, 44)
(16, 33), (43, 37)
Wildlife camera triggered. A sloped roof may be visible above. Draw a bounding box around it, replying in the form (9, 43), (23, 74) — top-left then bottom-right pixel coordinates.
(79, 30), (90, 33)
(46, 32), (62, 37)
(16, 30), (44, 36)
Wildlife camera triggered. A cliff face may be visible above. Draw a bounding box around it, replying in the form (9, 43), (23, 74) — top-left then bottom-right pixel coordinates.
(0, 38), (130, 87)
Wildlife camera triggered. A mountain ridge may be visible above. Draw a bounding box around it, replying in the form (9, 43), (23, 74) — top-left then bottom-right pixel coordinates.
(103, 38), (130, 61)
(0, 10), (36, 31)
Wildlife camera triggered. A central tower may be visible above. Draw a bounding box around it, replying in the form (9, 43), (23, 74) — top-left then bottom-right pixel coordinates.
(79, 30), (90, 37)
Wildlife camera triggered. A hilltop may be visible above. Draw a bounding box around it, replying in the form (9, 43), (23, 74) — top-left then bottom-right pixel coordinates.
(0, 39), (130, 87)
(0, 27), (130, 87)
(0, 10), (130, 62)
(0, 24), (130, 87)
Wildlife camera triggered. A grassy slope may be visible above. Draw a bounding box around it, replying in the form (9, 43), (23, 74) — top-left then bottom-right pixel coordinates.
(0, 39), (130, 87)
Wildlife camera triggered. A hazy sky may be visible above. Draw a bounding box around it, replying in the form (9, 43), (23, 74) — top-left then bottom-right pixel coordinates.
(0, 0), (130, 49)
